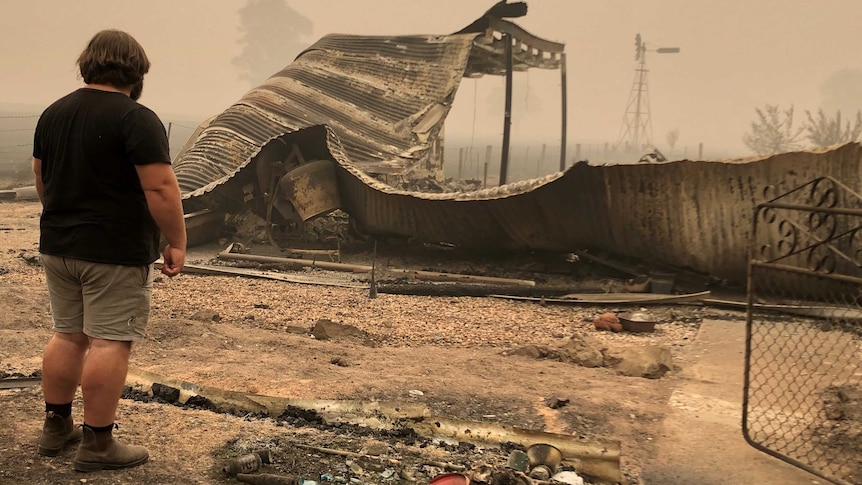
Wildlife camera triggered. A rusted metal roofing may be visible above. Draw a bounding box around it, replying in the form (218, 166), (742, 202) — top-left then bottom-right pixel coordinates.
(461, 17), (565, 75)
(173, 14), (564, 196)
(330, 140), (862, 283)
(175, 32), (477, 196)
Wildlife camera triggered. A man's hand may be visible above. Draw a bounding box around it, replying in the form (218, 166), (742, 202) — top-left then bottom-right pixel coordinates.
(136, 162), (187, 269)
(161, 244), (185, 277)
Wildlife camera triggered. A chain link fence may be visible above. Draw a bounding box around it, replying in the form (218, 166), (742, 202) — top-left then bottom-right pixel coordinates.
(745, 176), (862, 485)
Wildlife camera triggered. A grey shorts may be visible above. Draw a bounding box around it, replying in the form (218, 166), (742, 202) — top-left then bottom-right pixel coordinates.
(41, 254), (154, 342)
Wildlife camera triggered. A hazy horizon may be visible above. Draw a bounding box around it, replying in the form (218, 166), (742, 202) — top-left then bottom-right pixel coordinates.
(3, 0), (861, 160)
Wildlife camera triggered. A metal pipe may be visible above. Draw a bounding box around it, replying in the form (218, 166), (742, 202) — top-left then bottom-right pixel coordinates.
(499, 33), (513, 186)
(559, 52), (568, 171)
(484, 145), (492, 187)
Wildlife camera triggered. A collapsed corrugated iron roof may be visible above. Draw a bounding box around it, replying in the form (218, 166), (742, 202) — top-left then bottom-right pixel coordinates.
(173, 5), (563, 197)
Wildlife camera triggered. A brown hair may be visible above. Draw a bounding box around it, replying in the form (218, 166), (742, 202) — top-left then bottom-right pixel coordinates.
(77, 29), (150, 88)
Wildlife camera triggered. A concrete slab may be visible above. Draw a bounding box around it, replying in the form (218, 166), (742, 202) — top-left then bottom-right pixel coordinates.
(640, 319), (824, 485)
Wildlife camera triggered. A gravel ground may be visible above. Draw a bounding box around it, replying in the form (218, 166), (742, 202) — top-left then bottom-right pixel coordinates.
(0, 200), (739, 485)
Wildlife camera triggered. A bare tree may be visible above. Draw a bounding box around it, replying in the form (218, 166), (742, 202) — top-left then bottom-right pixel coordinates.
(233, 0), (313, 86)
(804, 109), (862, 147)
(742, 104), (803, 155)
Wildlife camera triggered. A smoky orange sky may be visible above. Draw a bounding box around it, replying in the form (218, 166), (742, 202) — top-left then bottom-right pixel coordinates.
(2, 0), (860, 159)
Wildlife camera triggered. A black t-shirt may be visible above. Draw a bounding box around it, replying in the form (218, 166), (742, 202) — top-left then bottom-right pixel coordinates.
(33, 88), (170, 265)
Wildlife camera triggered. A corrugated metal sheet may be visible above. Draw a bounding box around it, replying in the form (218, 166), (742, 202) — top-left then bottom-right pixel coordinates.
(174, 15), (564, 196)
(175, 33), (478, 196)
(329, 140), (862, 283)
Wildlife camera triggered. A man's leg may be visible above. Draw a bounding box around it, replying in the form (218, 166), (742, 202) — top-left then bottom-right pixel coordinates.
(42, 332), (89, 404)
(73, 261), (152, 472)
(39, 255), (88, 457)
(80, 339), (131, 427)
(39, 332), (89, 456)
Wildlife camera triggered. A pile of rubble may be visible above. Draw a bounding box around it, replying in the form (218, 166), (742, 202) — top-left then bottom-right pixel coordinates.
(216, 441), (591, 485)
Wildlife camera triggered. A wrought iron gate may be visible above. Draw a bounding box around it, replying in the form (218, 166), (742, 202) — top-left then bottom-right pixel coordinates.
(744, 176), (862, 485)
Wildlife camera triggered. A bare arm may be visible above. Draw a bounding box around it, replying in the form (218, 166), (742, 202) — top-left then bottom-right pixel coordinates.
(32, 158), (44, 204)
(135, 162), (186, 276)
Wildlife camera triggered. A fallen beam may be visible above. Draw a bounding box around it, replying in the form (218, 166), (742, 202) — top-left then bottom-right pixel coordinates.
(376, 282), (571, 298)
(280, 248), (340, 261)
(387, 268), (535, 287)
(0, 377), (41, 390)
(219, 248), (536, 287)
(491, 291), (711, 305)
(217, 252), (372, 273)
(155, 260), (367, 289)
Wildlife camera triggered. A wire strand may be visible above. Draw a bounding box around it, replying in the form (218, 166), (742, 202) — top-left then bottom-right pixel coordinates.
(168, 123), (198, 130)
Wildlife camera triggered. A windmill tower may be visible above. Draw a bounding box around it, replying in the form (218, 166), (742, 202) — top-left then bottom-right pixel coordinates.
(617, 34), (679, 152)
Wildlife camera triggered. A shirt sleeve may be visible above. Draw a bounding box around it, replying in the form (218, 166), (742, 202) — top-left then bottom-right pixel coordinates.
(123, 107), (171, 166)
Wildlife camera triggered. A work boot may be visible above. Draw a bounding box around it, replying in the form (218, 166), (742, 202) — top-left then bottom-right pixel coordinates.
(38, 411), (82, 457)
(72, 425), (149, 472)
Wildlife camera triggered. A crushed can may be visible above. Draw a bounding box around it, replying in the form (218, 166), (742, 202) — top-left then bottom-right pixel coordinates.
(223, 452), (261, 476)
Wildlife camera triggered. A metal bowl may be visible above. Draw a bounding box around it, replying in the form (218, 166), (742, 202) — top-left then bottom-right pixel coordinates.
(526, 443), (563, 472)
(617, 311), (658, 333)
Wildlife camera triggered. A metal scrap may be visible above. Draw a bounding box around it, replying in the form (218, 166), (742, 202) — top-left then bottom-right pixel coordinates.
(155, 260), (367, 289)
(0, 376), (41, 390)
(491, 291), (711, 305)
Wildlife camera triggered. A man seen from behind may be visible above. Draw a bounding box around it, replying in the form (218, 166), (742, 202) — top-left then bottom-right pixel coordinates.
(32, 29), (186, 472)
